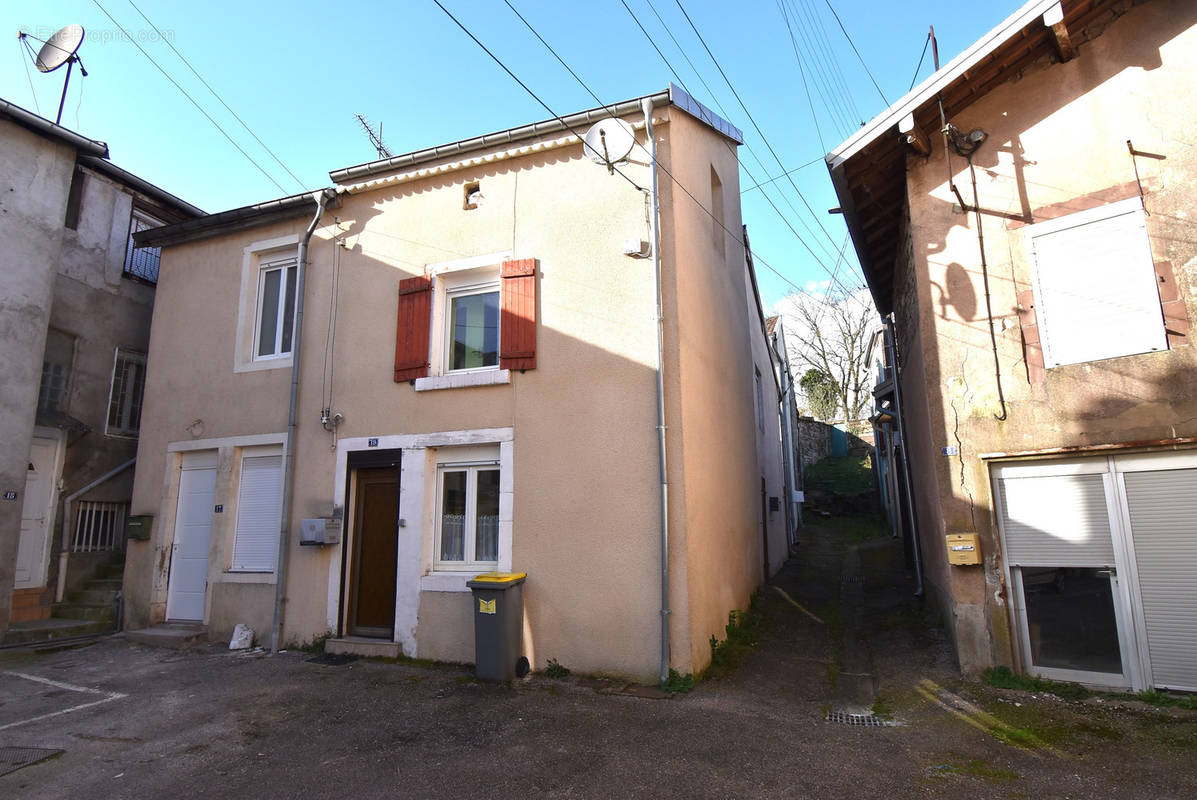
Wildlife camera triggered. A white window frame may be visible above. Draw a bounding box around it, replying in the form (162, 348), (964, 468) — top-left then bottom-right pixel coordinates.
(433, 450), (501, 573)
(443, 279), (501, 375)
(235, 236), (300, 373)
(105, 348), (146, 437)
(124, 209), (164, 283)
(1025, 198), (1166, 368)
(253, 255), (299, 362)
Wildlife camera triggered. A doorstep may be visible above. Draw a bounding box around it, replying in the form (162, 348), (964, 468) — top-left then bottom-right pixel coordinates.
(125, 623), (206, 650)
(324, 637), (400, 659)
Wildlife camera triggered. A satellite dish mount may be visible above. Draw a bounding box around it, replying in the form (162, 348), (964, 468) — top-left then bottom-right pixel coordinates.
(583, 118), (636, 175)
(18, 24), (88, 125)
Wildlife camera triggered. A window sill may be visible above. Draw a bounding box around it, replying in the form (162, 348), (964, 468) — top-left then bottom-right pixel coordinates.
(219, 570), (277, 585)
(420, 571), (497, 593)
(414, 370), (510, 392)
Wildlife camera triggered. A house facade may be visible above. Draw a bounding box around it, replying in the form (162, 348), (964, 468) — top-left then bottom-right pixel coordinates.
(0, 99), (200, 641)
(829, 0), (1197, 691)
(125, 86), (789, 681)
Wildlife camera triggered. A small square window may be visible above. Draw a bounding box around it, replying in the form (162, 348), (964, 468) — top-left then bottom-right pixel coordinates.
(435, 461), (500, 570)
(125, 210), (164, 283)
(38, 329), (75, 414)
(446, 284), (499, 372)
(255, 257), (298, 360)
(106, 349), (146, 437)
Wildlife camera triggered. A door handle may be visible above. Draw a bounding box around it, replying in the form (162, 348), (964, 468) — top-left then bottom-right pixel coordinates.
(1096, 567), (1117, 578)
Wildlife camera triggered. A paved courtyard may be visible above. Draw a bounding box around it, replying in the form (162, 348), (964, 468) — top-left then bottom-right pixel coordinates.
(2, 518), (1194, 799)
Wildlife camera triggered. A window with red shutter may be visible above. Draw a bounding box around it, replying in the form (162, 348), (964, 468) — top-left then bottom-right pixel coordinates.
(500, 259), (537, 371)
(394, 276), (432, 382)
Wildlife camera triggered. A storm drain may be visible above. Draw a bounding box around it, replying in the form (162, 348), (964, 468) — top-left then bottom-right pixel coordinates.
(0, 747), (63, 777)
(825, 710), (889, 727)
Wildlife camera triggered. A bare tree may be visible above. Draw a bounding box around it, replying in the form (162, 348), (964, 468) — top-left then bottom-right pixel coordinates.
(775, 286), (877, 421)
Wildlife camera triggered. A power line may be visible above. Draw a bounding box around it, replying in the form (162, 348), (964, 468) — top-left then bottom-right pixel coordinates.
(672, 0), (844, 255)
(789, 0), (859, 135)
(624, 0), (839, 264)
(17, 36), (41, 114)
(775, 1), (825, 152)
(740, 156), (824, 194)
(89, 0), (290, 194)
(821, 0), (889, 107)
(125, 0), (305, 190)
(909, 31), (932, 91)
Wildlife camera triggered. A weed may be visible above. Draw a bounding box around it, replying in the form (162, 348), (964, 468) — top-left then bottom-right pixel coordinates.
(705, 595), (765, 680)
(805, 455), (874, 493)
(1134, 689), (1197, 711)
(981, 666), (1089, 701)
(290, 631), (333, 654)
(871, 695), (894, 721)
(662, 668), (694, 693)
(960, 759), (1020, 784)
(544, 658), (570, 679)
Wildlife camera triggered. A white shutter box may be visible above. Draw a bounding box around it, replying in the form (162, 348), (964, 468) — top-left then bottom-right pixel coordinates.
(231, 454), (283, 572)
(1123, 468), (1197, 691)
(997, 473), (1116, 567)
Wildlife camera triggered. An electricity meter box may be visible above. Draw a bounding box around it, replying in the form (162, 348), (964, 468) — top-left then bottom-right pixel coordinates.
(946, 533), (981, 565)
(300, 517), (341, 546)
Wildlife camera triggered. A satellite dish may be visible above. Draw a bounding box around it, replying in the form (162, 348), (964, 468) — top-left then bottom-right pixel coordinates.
(583, 118), (636, 172)
(36, 24), (84, 73)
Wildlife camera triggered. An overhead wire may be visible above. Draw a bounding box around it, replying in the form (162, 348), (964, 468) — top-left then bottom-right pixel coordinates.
(672, 0), (845, 255)
(821, 0), (889, 108)
(776, 0), (825, 153)
(909, 31), (932, 91)
(789, 0), (859, 134)
(125, 0), (306, 190)
(627, 0), (839, 263)
(89, 0), (290, 194)
(17, 36), (41, 114)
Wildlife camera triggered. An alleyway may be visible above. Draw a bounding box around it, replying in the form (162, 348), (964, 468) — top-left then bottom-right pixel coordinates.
(1, 515), (1194, 799)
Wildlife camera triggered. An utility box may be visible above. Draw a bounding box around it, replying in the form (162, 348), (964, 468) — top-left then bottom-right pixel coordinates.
(947, 533), (982, 565)
(300, 517), (341, 546)
(467, 572), (528, 682)
(126, 515), (153, 541)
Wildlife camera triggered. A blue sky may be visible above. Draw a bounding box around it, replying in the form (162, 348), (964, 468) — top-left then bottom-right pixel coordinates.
(4, 1), (1017, 306)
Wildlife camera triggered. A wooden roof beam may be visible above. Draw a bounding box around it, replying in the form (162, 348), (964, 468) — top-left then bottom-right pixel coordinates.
(1043, 2), (1077, 62)
(899, 112), (931, 157)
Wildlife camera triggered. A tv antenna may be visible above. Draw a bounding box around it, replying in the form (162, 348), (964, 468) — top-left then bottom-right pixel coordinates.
(355, 114), (392, 159)
(18, 24), (88, 125)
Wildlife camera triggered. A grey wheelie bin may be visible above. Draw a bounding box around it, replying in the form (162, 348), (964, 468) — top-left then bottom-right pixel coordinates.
(467, 572), (529, 681)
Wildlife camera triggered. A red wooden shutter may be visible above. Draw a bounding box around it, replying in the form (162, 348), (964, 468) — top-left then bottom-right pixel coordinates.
(394, 276), (432, 382)
(500, 258), (537, 371)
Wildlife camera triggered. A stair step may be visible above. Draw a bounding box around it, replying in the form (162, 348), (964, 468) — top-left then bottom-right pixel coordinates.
(3, 618), (111, 645)
(95, 562), (127, 579)
(67, 588), (120, 604)
(52, 603), (116, 622)
(84, 578), (123, 591)
(126, 623), (206, 650)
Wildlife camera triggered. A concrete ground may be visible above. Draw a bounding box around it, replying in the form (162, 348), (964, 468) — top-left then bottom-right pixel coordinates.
(2, 516), (1195, 799)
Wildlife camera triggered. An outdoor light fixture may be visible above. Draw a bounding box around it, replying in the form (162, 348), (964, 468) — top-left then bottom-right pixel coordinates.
(943, 124), (988, 158)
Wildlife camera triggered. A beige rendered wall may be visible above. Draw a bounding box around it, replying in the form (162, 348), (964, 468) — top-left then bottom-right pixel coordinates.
(659, 110), (767, 674)
(900, 1), (1197, 672)
(128, 113), (676, 677)
(0, 121), (73, 633)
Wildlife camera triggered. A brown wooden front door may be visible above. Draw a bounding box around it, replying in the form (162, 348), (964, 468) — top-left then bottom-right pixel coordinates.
(347, 466), (399, 637)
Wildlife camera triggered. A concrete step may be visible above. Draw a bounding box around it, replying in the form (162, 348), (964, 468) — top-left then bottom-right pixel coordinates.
(67, 588), (120, 604)
(52, 602), (116, 622)
(94, 561), (126, 579)
(2, 617), (111, 645)
(325, 637), (400, 659)
(126, 623), (206, 650)
(83, 578), (123, 592)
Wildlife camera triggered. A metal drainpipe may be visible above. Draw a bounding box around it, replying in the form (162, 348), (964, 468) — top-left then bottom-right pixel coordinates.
(55, 458), (136, 603)
(270, 188), (336, 654)
(885, 314), (924, 597)
(642, 97), (671, 685)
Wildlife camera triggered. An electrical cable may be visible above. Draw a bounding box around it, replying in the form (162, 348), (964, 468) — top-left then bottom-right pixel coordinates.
(776, 0), (825, 153)
(89, 0), (290, 194)
(968, 160), (1008, 421)
(18, 36), (41, 114)
(791, 0), (860, 132)
(125, 0), (306, 191)
(821, 0), (889, 107)
(672, 0), (844, 254)
(781, 0), (854, 138)
(740, 156), (824, 194)
(908, 31), (931, 91)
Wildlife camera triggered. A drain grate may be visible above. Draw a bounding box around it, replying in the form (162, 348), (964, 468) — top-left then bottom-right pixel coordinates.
(825, 710), (888, 727)
(305, 653), (359, 666)
(0, 747), (63, 777)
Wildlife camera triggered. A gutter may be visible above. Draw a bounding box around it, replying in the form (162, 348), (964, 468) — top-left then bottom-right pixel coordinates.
(0, 97), (108, 158)
(134, 190), (338, 249)
(77, 155), (204, 218)
(55, 458), (136, 604)
(270, 187), (337, 654)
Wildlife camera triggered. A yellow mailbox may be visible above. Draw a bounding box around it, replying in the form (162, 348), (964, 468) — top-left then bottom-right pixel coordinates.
(946, 533), (981, 565)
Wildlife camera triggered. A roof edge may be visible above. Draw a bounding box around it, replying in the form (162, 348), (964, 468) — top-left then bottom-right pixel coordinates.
(134, 189), (336, 248)
(78, 155), (204, 218)
(0, 97), (108, 159)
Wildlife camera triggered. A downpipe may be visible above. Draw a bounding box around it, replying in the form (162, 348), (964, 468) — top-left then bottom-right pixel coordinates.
(270, 188), (336, 654)
(642, 97), (671, 685)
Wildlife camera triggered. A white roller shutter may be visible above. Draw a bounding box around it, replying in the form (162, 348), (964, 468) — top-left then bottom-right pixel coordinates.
(997, 473), (1116, 567)
(231, 454), (283, 572)
(1123, 468), (1197, 691)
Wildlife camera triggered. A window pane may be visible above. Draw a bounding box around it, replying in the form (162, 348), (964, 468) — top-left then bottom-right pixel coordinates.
(1022, 567), (1123, 674)
(450, 291), (499, 370)
(439, 471), (467, 561)
(258, 268), (281, 357)
(280, 266), (297, 354)
(475, 469), (500, 562)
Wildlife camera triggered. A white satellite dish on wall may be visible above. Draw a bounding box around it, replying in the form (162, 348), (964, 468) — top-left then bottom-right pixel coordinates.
(583, 118), (636, 173)
(35, 24), (84, 73)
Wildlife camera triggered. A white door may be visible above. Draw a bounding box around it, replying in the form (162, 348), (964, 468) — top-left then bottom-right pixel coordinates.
(15, 435), (61, 589)
(166, 452), (218, 621)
